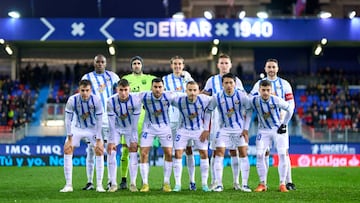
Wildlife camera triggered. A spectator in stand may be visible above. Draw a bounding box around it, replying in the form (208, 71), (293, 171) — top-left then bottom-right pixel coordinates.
(350, 106), (359, 121)
(318, 106), (327, 127)
(352, 118), (360, 132)
(303, 111), (313, 127)
(47, 94), (57, 103)
(319, 95), (329, 109)
(0, 112), (7, 126)
(312, 110), (321, 128)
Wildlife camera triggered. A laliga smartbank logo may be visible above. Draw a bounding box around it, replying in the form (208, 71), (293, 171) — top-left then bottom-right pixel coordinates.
(297, 155), (360, 167)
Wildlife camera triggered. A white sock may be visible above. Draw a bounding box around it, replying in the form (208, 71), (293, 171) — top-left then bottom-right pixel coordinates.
(286, 155), (293, 183)
(129, 152), (138, 185)
(278, 154), (288, 185)
(256, 153), (267, 184)
(64, 154), (73, 186)
(214, 156), (224, 186)
(86, 145), (95, 183)
(104, 143), (110, 183)
(164, 161), (173, 184)
(265, 154), (270, 172)
(140, 163), (149, 185)
(210, 155), (216, 184)
(239, 157), (250, 186)
(173, 158), (182, 186)
(231, 156), (239, 184)
(95, 155), (104, 187)
(108, 150), (117, 186)
(200, 158), (209, 186)
(187, 154), (195, 183)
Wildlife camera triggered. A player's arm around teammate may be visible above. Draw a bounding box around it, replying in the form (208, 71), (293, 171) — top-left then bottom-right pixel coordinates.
(205, 73), (252, 192)
(162, 55), (197, 190)
(138, 78), (175, 192)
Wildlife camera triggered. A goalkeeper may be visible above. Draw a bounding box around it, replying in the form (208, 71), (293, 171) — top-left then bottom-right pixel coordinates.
(120, 56), (156, 189)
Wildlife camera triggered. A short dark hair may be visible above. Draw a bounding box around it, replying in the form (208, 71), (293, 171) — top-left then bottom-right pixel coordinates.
(260, 79), (272, 87)
(152, 77), (163, 85)
(117, 79), (129, 87)
(130, 56), (143, 66)
(79, 79), (92, 87)
(266, 58), (278, 64)
(186, 80), (198, 87)
(222, 72), (236, 83)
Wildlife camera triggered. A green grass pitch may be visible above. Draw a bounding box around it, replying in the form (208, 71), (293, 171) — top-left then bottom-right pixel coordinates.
(0, 166), (359, 203)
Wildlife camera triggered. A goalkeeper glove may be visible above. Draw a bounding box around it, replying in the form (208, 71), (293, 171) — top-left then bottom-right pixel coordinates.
(277, 124), (287, 134)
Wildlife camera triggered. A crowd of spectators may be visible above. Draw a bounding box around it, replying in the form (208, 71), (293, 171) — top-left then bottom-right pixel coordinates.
(0, 75), (36, 130)
(298, 67), (360, 132)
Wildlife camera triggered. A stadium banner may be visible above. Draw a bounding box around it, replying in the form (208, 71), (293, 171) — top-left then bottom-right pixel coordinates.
(1, 154), (359, 167)
(1, 143), (359, 156)
(273, 154), (360, 167)
(0, 18), (359, 41)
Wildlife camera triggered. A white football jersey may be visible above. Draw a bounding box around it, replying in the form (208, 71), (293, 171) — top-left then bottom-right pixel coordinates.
(82, 70), (120, 127)
(208, 89), (251, 132)
(171, 94), (211, 130)
(163, 72), (194, 123)
(140, 91), (177, 128)
(107, 93), (142, 130)
(250, 95), (292, 130)
(250, 77), (295, 122)
(65, 93), (103, 138)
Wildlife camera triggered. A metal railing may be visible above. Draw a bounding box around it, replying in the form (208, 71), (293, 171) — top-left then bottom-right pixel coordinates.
(301, 125), (360, 143)
(0, 124), (27, 143)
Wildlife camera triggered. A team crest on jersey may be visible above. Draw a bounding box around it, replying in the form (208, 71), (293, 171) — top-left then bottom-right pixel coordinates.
(120, 113), (128, 120)
(269, 104), (275, 109)
(132, 86), (140, 92)
(196, 105), (203, 110)
(162, 100), (169, 106)
(226, 108), (235, 117)
(176, 86), (183, 91)
(263, 112), (270, 119)
(235, 100), (240, 104)
(188, 112), (198, 120)
(98, 83), (106, 93)
(81, 112), (90, 120)
(153, 109), (163, 117)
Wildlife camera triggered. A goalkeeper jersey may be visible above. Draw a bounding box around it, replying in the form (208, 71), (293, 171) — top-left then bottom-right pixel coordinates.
(122, 73), (156, 93)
